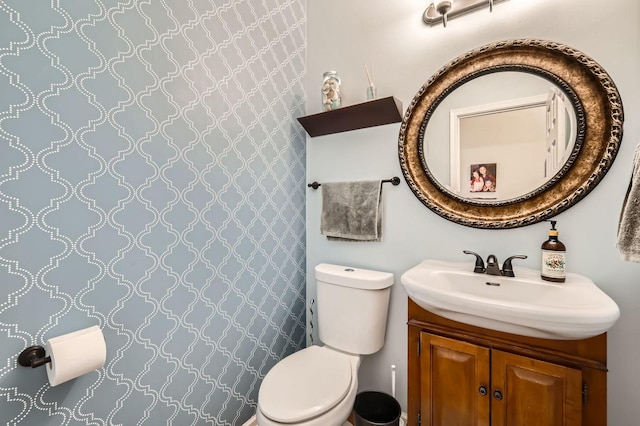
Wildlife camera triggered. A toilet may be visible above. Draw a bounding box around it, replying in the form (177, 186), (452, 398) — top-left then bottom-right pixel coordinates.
(256, 263), (394, 426)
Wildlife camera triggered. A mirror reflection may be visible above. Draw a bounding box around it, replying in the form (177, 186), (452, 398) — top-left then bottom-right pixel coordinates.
(399, 39), (623, 229)
(424, 72), (577, 202)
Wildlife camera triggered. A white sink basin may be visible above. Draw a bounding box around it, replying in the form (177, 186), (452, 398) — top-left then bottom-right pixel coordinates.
(401, 259), (620, 340)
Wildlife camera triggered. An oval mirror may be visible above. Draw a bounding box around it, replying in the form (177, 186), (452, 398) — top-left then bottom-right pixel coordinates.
(399, 39), (623, 228)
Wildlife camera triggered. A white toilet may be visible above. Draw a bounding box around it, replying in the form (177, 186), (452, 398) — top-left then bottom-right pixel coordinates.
(256, 263), (394, 426)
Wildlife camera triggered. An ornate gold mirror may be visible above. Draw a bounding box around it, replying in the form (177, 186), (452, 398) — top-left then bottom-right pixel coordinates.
(399, 39), (623, 228)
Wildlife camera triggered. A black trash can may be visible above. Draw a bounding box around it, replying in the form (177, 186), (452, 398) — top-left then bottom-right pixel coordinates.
(353, 391), (401, 426)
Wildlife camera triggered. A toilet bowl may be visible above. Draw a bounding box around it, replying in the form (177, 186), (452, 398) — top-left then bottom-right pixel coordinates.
(256, 346), (360, 426)
(255, 264), (394, 426)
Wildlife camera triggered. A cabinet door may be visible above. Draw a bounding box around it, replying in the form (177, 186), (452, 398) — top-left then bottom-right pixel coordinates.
(491, 350), (582, 426)
(420, 333), (491, 426)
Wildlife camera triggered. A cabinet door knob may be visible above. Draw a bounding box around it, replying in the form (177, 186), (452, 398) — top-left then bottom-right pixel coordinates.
(478, 385), (487, 396)
(493, 390), (503, 400)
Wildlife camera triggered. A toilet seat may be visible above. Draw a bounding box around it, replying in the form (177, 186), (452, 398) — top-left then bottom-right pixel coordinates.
(258, 346), (353, 423)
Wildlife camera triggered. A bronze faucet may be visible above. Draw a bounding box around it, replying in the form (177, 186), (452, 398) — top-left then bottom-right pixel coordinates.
(463, 251), (528, 277)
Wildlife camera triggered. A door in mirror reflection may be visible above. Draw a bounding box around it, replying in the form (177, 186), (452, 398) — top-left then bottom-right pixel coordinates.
(424, 72), (577, 202)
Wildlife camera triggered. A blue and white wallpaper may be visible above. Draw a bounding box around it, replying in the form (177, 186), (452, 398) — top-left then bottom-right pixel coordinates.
(0, 1), (306, 425)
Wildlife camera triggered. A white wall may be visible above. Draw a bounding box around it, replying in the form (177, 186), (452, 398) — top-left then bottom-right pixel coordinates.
(306, 0), (640, 424)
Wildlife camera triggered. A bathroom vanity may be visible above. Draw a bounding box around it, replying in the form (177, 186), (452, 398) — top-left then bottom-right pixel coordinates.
(407, 299), (608, 426)
(396, 38), (623, 426)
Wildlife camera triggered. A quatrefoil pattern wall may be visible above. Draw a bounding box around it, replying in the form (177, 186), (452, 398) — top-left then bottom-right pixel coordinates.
(0, 1), (306, 425)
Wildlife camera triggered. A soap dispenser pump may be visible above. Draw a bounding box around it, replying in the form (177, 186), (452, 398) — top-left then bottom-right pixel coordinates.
(541, 220), (566, 283)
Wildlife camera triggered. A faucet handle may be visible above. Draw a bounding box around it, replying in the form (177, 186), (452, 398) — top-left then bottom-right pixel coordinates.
(502, 255), (528, 277)
(463, 250), (486, 273)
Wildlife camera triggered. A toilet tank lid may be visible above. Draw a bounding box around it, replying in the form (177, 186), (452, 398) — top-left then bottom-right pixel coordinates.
(315, 263), (394, 290)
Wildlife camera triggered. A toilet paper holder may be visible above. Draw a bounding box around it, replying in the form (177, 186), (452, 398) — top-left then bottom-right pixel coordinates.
(18, 346), (51, 368)
(17, 326), (106, 386)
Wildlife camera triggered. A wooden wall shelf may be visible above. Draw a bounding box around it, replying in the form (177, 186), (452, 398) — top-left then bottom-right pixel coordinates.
(297, 96), (403, 137)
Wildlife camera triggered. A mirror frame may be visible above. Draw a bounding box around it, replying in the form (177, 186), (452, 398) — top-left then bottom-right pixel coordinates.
(398, 39), (624, 229)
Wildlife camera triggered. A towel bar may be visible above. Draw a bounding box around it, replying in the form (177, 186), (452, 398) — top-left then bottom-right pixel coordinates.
(307, 177), (401, 190)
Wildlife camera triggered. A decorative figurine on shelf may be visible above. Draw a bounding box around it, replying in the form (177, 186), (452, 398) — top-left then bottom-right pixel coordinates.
(322, 71), (342, 111)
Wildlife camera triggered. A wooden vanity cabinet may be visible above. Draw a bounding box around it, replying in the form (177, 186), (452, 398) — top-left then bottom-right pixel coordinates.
(420, 333), (490, 425)
(408, 299), (607, 426)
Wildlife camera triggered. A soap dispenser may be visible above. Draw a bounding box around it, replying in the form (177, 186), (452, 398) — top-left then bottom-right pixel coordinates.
(541, 220), (566, 283)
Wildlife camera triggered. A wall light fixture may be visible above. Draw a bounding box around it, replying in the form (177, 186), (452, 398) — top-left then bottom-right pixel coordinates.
(424, 0), (508, 27)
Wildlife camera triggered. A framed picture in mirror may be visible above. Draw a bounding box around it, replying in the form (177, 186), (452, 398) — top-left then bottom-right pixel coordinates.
(469, 163), (496, 193)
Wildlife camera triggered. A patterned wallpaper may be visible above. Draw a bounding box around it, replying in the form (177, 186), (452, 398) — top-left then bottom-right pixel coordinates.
(0, 1), (306, 425)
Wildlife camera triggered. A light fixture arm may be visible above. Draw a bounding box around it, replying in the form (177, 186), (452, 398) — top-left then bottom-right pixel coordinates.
(423, 0), (508, 27)
(434, 1), (453, 27)
(435, 0), (453, 15)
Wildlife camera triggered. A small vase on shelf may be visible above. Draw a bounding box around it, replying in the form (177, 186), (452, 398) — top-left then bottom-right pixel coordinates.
(321, 71), (342, 111)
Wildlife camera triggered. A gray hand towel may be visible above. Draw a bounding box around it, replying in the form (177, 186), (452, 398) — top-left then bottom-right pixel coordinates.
(321, 180), (383, 242)
(617, 144), (640, 262)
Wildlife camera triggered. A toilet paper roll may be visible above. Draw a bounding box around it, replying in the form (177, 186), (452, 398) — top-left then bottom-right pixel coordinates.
(45, 325), (106, 387)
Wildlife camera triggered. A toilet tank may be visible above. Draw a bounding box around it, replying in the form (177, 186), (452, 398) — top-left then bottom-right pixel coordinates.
(315, 263), (394, 355)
